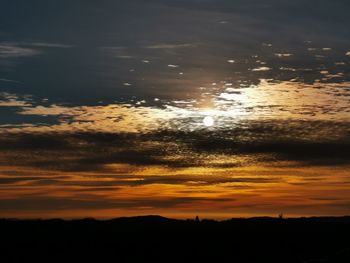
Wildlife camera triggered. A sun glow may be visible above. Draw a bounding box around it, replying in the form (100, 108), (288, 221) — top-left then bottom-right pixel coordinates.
(203, 116), (214, 127)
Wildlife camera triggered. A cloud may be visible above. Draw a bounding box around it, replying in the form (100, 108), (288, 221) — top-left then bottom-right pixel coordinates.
(0, 196), (233, 211)
(251, 67), (271, 72)
(0, 77), (348, 171)
(0, 119), (349, 175)
(275, 53), (293, 58)
(0, 44), (40, 58)
(0, 92), (32, 107)
(144, 43), (194, 49)
(1, 163), (349, 218)
(0, 42), (73, 59)
(29, 42), (74, 48)
(0, 78), (22, 84)
(3, 79), (346, 136)
(0, 100), (30, 107)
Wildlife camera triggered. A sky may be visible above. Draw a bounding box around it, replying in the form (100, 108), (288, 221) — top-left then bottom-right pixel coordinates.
(0, 0), (349, 219)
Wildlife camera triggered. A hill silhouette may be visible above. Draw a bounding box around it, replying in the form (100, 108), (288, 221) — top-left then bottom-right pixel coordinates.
(2, 216), (350, 262)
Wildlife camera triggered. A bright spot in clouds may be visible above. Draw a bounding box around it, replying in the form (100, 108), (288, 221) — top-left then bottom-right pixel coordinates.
(203, 116), (214, 127)
(252, 66), (271, 72)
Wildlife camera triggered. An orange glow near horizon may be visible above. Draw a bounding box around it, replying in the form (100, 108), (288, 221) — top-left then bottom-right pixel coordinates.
(1, 163), (349, 219)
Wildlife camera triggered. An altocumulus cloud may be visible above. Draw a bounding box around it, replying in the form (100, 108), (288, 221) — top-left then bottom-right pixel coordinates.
(0, 42), (74, 58)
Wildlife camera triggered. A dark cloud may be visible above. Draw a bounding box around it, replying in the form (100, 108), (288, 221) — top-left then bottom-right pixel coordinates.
(24, 175), (280, 188)
(0, 196), (235, 211)
(0, 119), (348, 174)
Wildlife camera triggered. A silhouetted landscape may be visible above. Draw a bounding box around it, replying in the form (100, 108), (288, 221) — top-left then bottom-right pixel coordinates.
(1, 216), (350, 262)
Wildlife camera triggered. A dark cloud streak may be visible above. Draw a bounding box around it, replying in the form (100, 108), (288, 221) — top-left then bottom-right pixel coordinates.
(0, 119), (349, 174)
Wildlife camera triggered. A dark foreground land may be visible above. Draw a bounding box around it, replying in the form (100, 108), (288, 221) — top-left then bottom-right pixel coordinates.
(1, 216), (350, 263)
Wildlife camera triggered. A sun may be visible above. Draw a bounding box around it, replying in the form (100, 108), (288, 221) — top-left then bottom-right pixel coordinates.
(203, 116), (214, 127)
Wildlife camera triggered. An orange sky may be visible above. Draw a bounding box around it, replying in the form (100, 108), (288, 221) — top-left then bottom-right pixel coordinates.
(1, 161), (349, 219)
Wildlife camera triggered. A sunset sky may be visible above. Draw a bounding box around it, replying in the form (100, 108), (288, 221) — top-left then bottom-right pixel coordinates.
(0, 0), (349, 219)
